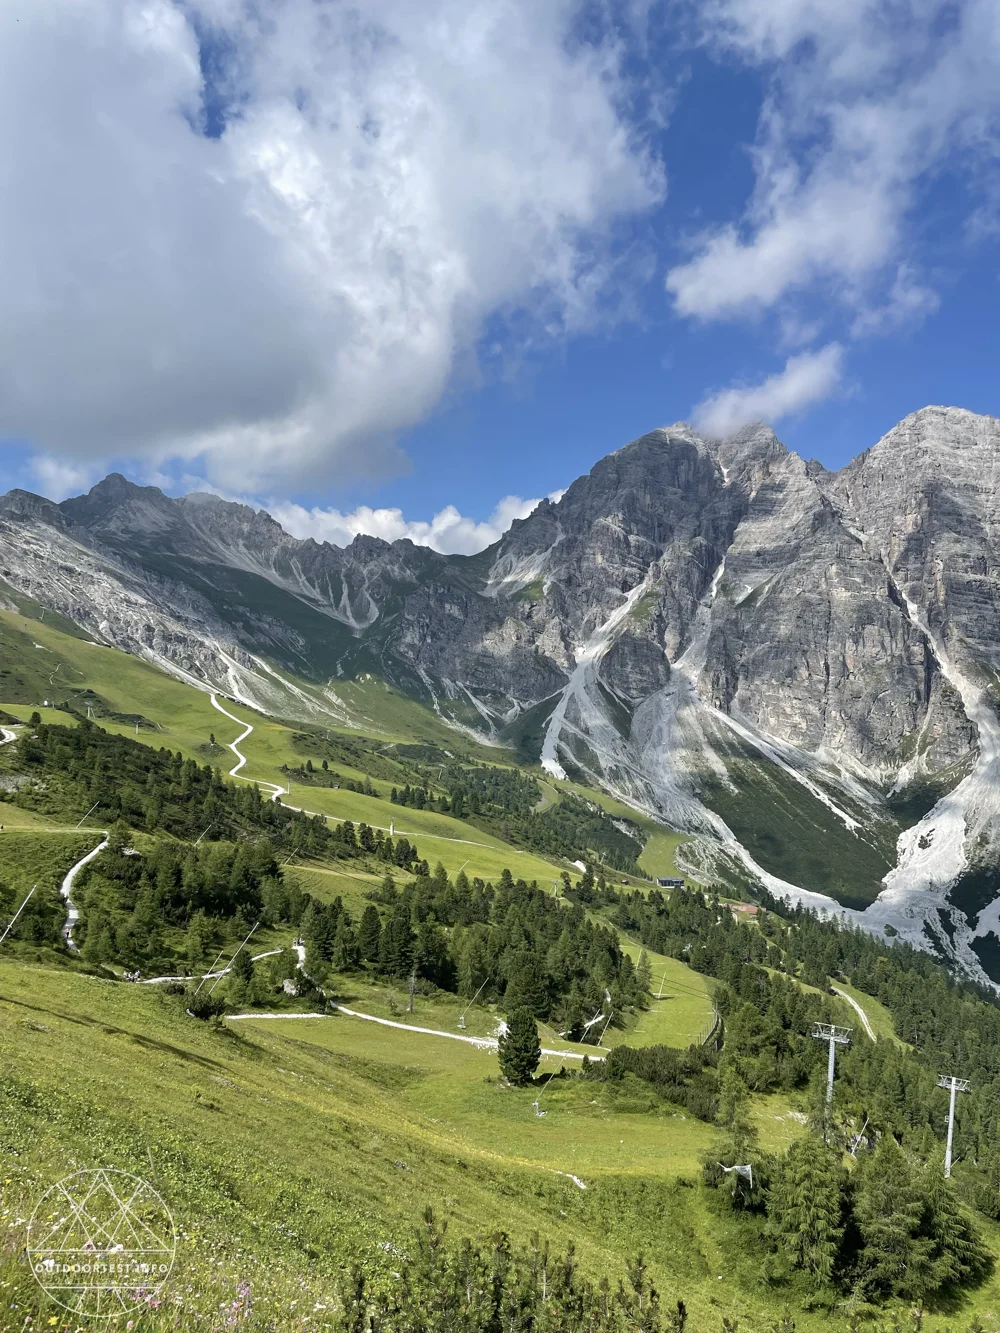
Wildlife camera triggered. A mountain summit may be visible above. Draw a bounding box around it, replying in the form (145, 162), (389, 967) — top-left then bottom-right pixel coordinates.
(3, 404), (1000, 980)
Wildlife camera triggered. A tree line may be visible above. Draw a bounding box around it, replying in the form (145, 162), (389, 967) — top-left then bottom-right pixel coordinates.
(392, 762), (645, 872)
(302, 863), (650, 1034)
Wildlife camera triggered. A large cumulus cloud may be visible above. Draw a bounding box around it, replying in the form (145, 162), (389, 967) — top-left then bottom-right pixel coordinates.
(0, 0), (663, 490)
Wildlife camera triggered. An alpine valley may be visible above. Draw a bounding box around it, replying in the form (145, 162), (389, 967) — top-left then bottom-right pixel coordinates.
(3, 404), (1000, 981)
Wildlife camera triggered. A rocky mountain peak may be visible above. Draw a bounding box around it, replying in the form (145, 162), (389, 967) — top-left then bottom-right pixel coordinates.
(0, 488), (66, 525)
(59, 472), (178, 536)
(346, 533), (392, 559)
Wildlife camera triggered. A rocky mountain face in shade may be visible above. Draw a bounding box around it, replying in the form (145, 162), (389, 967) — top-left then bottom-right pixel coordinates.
(3, 405), (1000, 980)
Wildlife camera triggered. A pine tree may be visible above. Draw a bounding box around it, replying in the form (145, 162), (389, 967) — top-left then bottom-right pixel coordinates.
(717, 1063), (758, 1158)
(503, 951), (548, 1015)
(852, 1136), (933, 1300)
(302, 900), (338, 964)
(379, 902), (414, 977)
(228, 943), (256, 1006)
(332, 917), (361, 971)
(636, 948), (653, 994)
(766, 1134), (845, 1285)
(359, 905), (382, 962)
(918, 1161), (992, 1293)
(230, 943), (255, 984)
(498, 1007), (540, 1086)
(185, 910), (212, 969)
(81, 909), (111, 963)
(713, 1063), (760, 1210)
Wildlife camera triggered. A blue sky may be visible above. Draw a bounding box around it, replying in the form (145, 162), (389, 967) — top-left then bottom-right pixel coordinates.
(2, 0), (999, 551)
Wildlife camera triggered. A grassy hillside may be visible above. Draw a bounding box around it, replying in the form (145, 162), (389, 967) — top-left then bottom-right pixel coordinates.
(5, 949), (1000, 1332)
(0, 961), (804, 1332)
(0, 606), (664, 891)
(610, 945), (716, 1049)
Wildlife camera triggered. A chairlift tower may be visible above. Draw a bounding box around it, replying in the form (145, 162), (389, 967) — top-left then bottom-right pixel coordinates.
(937, 1074), (970, 1178)
(811, 1023), (852, 1108)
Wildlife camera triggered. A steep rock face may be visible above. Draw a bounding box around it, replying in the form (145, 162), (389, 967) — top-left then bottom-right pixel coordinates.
(832, 407), (1000, 682)
(61, 475), (443, 635)
(0, 489), (261, 691)
(702, 447), (973, 779)
(486, 425), (742, 645)
(391, 426), (755, 715)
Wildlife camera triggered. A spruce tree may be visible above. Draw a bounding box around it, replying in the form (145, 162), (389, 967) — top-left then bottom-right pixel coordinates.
(359, 905), (382, 962)
(498, 1007), (540, 1085)
(228, 944), (256, 1006)
(636, 948), (653, 994)
(379, 902), (415, 977)
(918, 1161), (992, 1293)
(713, 1063), (760, 1210)
(81, 909), (111, 963)
(503, 954), (548, 1014)
(717, 1063), (758, 1158)
(332, 917), (361, 972)
(766, 1134), (845, 1285)
(852, 1136), (932, 1300)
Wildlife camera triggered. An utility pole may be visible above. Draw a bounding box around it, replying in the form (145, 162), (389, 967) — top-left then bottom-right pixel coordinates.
(812, 1023), (852, 1109)
(937, 1074), (970, 1178)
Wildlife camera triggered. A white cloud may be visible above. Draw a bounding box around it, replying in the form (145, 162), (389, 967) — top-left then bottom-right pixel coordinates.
(668, 0), (1000, 326)
(849, 264), (940, 337)
(692, 342), (844, 436)
(269, 490), (565, 556)
(30, 456), (101, 501)
(0, 0), (663, 491)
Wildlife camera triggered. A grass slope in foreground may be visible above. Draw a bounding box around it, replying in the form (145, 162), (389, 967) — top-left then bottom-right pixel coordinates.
(2, 960), (811, 1333)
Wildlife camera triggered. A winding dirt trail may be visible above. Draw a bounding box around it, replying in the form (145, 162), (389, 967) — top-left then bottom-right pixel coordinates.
(60, 836), (109, 950)
(210, 694), (286, 801)
(830, 984), (876, 1041)
(227, 1004), (607, 1060)
(208, 695), (547, 858)
(140, 947), (285, 985)
(0, 731), (109, 952)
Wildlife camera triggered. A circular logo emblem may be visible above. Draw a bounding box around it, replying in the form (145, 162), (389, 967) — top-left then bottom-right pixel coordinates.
(27, 1168), (176, 1319)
